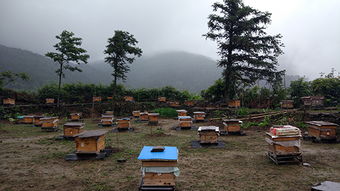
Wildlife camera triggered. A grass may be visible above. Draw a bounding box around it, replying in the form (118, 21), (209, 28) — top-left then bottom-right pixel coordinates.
(152, 107), (177, 118)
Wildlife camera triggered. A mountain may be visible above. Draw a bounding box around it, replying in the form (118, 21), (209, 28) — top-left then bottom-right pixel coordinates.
(0, 44), (222, 92)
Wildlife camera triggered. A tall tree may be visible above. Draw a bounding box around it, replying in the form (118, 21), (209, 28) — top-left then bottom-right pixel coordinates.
(204, 0), (284, 101)
(46, 30), (89, 108)
(104, 30), (142, 100)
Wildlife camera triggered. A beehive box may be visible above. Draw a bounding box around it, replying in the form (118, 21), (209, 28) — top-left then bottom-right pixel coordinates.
(101, 114), (114, 126)
(176, 110), (187, 117)
(266, 125), (301, 155)
(22, 115), (34, 124)
(184, 100), (195, 107)
(148, 113), (159, 125)
(193, 111), (206, 122)
(45, 98), (55, 104)
(107, 96), (113, 100)
(140, 112), (149, 121)
(92, 96), (102, 102)
(168, 101), (180, 107)
(40, 117), (59, 131)
(158, 97), (166, 102)
(132, 111), (141, 118)
(305, 121), (338, 140)
(63, 122), (84, 138)
(74, 130), (107, 154)
(281, 100), (294, 109)
(70, 113), (82, 121)
(124, 96), (134, 102)
(301, 96), (324, 107)
(104, 111), (114, 115)
(223, 119), (242, 133)
(117, 118), (130, 129)
(3, 98), (15, 105)
(198, 126), (220, 144)
(228, 100), (241, 108)
(178, 116), (192, 129)
(33, 116), (44, 126)
(138, 146), (179, 188)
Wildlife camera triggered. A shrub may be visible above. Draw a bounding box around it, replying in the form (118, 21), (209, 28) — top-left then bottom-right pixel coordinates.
(152, 107), (177, 118)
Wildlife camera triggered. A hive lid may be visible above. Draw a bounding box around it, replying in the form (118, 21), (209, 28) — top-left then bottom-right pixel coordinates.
(198, 126), (219, 132)
(178, 116), (192, 120)
(70, 113), (81, 115)
(193, 111), (205, 114)
(223, 118), (242, 123)
(118, 117), (130, 120)
(176, 110), (187, 113)
(40, 117), (58, 120)
(138, 146), (178, 161)
(64, 122), (84, 127)
(101, 114), (114, 118)
(148, 113), (159, 116)
(305, 121), (338, 126)
(23, 115), (34, 118)
(75, 130), (108, 138)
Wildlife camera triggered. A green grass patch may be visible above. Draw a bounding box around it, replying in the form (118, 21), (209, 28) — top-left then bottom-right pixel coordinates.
(152, 107), (177, 118)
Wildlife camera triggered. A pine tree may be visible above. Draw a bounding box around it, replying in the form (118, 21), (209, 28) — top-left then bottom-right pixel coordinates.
(46, 30), (89, 108)
(204, 0), (284, 101)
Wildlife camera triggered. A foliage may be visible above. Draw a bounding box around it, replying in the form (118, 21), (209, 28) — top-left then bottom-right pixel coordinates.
(152, 107), (177, 118)
(204, 0), (284, 101)
(104, 30), (142, 98)
(45, 30), (89, 107)
(0, 71), (29, 89)
(311, 78), (340, 106)
(235, 107), (250, 116)
(258, 116), (271, 127)
(201, 79), (224, 102)
(289, 78), (311, 107)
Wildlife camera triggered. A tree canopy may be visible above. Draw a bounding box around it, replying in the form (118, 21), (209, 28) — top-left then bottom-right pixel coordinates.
(205, 0), (284, 101)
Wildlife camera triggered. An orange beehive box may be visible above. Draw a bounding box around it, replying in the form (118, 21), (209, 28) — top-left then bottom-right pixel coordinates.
(184, 100), (195, 107)
(124, 96), (134, 102)
(198, 126), (220, 144)
(266, 132), (301, 155)
(178, 116), (192, 129)
(45, 98), (55, 104)
(117, 118), (130, 129)
(3, 98), (15, 105)
(228, 100), (241, 108)
(132, 111), (141, 118)
(158, 97), (166, 102)
(22, 115), (34, 124)
(193, 112), (206, 122)
(33, 115), (44, 126)
(168, 101), (180, 107)
(148, 113), (159, 125)
(223, 119), (242, 133)
(70, 113), (82, 121)
(281, 100), (294, 109)
(305, 121), (338, 141)
(40, 117), (59, 131)
(176, 110), (187, 117)
(140, 112), (149, 121)
(92, 96), (102, 102)
(74, 130), (107, 154)
(101, 114), (114, 126)
(63, 122), (84, 138)
(107, 96), (113, 100)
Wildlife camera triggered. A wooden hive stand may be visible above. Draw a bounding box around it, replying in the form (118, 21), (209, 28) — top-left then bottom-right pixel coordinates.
(304, 121), (338, 142)
(266, 125), (302, 165)
(148, 113), (159, 125)
(40, 117), (59, 132)
(140, 112), (149, 121)
(3, 98), (15, 105)
(63, 122), (84, 139)
(158, 97), (166, 103)
(280, 100), (294, 109)
(222, 119), (244, 135)
(228, 100), (241, 108)
(193, 111), (206, 123)
(70, 113), (82, 121)
(178, 116), (192, 129)
(100, 114), (114, 127)
(176, 110), (187, 117)
(133, 111), (141, 119)
(45, 98), (55, 104)
(198, 126), (220, 144)
(65, 130), (113, 160)
(117, 118), (131, 131)
(138, 146), (179, 191)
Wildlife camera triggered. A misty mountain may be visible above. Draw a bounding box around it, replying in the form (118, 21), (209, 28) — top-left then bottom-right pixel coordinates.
(0, 44), (222, 92)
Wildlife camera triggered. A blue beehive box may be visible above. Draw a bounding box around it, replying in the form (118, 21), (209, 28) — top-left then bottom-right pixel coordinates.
(138, 146), (178, 161)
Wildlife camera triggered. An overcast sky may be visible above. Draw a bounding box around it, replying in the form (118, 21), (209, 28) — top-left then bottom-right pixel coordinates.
(1, 0), (339, 79)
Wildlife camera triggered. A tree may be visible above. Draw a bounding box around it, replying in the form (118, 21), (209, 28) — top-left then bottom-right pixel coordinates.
(0, 71), (29, 89)
(104, 30), (142, 100)
(289, 78), (311, 106)
(204, 0), (284, 101)
(45, 30), (89, 108)
(311, 78), (340, 106)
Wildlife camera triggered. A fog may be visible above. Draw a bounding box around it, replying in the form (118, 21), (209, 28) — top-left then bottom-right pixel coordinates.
(1, 0), (339, 79)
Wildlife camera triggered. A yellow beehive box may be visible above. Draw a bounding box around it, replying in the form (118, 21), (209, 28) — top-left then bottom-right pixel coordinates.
(74, 130), (108, 154)
(63, 122), (84, 137)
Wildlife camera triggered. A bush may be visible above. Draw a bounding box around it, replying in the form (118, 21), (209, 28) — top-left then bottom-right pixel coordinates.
(152, 107), (177, 118)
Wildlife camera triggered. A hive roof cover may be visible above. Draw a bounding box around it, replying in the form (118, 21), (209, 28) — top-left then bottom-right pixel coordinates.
(305, 121), (338, 126)
(178, 116), (191, 119)
(138, 146), (178, 161)
(64, 122), (84, 127)
(75, 130), (108, 138)
(198, 126), (219, 132)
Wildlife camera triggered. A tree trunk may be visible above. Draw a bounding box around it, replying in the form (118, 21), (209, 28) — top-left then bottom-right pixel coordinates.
(112, 74), (117, 113)
(57, 63), (63, 110)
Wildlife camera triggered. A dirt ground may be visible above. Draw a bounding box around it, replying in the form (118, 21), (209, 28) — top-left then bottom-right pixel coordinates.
(0, 118), (339, 191)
